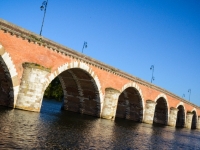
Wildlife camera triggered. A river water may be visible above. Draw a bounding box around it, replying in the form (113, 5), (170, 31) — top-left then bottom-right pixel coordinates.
(0, 99), (200, 150)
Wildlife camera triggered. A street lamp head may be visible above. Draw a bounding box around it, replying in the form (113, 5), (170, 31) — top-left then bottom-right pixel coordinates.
(40, 1), (47, 11)
(40, 5), (44, 11)
(84, 42), (88, 48)
(150, 65), (154, 70)
(82, 41), (88, 53)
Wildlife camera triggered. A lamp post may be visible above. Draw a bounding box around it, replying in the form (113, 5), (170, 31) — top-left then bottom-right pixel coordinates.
(188, 89), (191, 101)
(82, 41), (87, 53)
(40, 0), (48, 36)
(150, 65), (155, 83)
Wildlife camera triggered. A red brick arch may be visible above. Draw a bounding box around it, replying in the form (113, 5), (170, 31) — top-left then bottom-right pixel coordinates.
(119, 82), (145, 121)
(175, 102), (186, 127)
(0, 43), (19, 107)
(191, 108), (198, 121)
(45, 61), (104, 114)
(176, 102), (186, 121)
(191, 108), (197, 113)
(191, 108), (198, 129)
(154, 93), (169, 124)
(154, 93), (169, 112)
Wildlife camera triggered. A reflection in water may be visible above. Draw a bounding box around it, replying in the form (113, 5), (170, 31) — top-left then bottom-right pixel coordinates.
(0, 99), (199, 149)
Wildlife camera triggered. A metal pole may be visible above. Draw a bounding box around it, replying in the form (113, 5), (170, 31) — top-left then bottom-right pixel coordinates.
(188, 89), (191, 101)
(150, 65), (154, 83)
(40, 0), (48, 36)
(82, 41), (87, 53)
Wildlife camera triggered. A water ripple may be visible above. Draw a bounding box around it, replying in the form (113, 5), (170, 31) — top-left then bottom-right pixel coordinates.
(0, 100), (199, 149)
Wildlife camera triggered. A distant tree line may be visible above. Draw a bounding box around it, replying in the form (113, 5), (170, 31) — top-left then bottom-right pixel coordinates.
(44, 77), (63, 101)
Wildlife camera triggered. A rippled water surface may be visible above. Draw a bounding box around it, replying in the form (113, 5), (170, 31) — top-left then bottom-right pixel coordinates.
(0, 100), (200, 149)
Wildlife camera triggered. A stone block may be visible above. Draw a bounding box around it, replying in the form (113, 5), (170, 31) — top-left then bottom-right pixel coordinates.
(143, 100), (157, 124)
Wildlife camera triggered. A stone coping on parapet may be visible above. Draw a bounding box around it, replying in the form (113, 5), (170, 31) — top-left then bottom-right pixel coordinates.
(0, 18), (199, 109)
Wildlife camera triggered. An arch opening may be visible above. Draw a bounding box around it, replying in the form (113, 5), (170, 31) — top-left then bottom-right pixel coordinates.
(116, 87), (143, 122)
(191, 111), (197, 129)
(0, 57), (14, 107)
(43, 68), (101, 117)
(44, 77), (63, 101)
(176, 105), (185, 128)
(153, 97), (168, 125)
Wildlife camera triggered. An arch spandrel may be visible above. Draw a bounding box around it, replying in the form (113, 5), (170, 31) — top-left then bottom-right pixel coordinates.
(119, 82), (145, 121)
(45, 61), (104, 114)
(0, 43), (19, 107)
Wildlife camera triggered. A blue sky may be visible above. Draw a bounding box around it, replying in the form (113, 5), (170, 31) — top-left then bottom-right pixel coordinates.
(0, 0), (200, 106)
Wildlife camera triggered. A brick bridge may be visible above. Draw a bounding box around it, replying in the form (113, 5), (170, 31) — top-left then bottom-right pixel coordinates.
(0, 19), (199, 129)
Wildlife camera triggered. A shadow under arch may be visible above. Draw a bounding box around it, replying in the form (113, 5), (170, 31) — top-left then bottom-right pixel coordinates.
(176, 104), (185, 128)
(44, 61), (103, 117)
(153, 94), (169, 125)
(191, 109), (197, 129)
(115, 82), (144, 122)
(0, 43), (19, 108)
